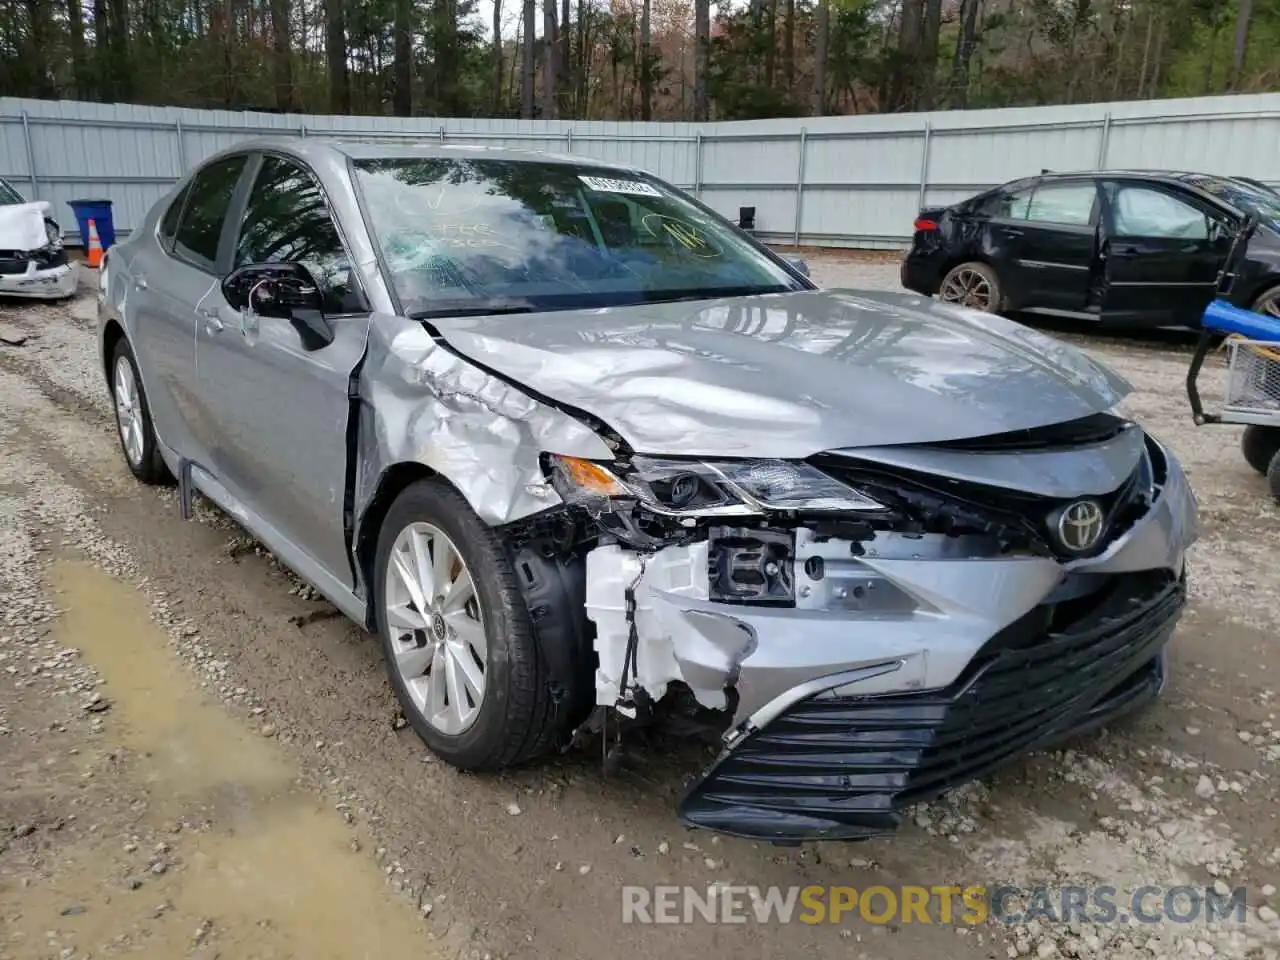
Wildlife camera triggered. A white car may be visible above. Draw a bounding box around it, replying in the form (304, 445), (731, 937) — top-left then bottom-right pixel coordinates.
(0, 176), (78, 301)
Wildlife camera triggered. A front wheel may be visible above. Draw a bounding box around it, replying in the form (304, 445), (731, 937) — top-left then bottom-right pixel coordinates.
(373, 478), (557, 770)
(1268, 450), (1280, 504)
(938, 261), (1004, 313)
(1241, 425), (1280, 476)
(1252, 284), (1280, 321)
(110, 339), (172, 485)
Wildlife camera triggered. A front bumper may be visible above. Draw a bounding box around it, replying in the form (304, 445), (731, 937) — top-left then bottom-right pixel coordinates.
(0, 259), (78, 300)
(680, 570), (1180, 840)
(642, 441), (1197, 841)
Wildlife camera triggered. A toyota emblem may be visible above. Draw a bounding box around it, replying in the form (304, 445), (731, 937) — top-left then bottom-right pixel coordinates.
(1057, 499), (1105, 553)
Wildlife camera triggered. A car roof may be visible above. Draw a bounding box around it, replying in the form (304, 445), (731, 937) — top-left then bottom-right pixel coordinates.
(218, 136), (640, 173)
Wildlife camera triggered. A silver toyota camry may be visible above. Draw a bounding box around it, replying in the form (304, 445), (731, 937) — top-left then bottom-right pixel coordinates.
(98, 139), (1198, 842)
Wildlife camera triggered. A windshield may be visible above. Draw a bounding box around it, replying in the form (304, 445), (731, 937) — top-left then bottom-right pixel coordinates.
(0, 177), (24, 205)
(1180, 174), (1280, 232)
(352, 158), (805, 315)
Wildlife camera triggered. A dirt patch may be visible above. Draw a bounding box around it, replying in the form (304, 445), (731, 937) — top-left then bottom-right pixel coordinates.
(0, 560), (437, 959)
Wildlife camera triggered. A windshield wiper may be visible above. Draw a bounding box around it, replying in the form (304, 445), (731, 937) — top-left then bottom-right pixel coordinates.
(406, 297), (536, 319)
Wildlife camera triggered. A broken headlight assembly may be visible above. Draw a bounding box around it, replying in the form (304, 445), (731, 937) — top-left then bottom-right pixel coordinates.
(547, 455), (890, 606)
(546, 454), (886, 517)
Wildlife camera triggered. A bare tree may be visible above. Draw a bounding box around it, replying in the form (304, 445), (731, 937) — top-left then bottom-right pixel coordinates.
(783, 0), (795, 94)
(542, 0), (558, 117)
(521, 0), (535, 117)
(639, 0), (652, 119)
(325, 0), (350, 113)
(1228, 0), (1253, 91)
(66, 0), (89, 99)
(493, 0), (504, 113)
(269, 0), (294, 112)
(811, 0), (828, 116)
(393, 0), (412, 115)
(693, 0), (709, 120)
(947, 0), (981, 108)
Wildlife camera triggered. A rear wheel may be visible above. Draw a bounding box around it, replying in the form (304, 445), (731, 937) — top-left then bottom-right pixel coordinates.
(373, 478), (557, 770)
(1242, 425), (1280, 476)
(938, 261), (1003, 313)
(1268, 450), (1280, 504)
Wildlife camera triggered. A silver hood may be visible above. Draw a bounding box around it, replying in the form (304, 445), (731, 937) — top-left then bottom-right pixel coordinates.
(427, 289), (1132, 458)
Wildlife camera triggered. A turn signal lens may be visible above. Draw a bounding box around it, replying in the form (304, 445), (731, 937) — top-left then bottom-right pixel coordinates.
(548, 455), (627, 497)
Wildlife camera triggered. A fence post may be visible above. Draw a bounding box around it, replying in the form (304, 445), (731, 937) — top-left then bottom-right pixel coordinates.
(793, 127), (808, 246)
(1095, 112), (1113, 168)
(566, 129), (574, 153)
(916, 120), (932, 214)
(175, 118), (188, 171)
(439, 126), (446, 143)
(694, 132), (704, 199)
(299, 125), (308, 138)
(20, 111), (38, 201)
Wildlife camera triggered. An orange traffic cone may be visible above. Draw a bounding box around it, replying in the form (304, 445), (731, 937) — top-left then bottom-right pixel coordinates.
(85, 219), (103, 268)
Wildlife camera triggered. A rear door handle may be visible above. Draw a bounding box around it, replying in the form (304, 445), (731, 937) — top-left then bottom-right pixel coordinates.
(133, 274), (148, 290)
(1000, 227), (1024, 237)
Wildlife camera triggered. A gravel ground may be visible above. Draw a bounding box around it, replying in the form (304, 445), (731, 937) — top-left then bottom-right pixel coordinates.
(2, 260), (1280, 960)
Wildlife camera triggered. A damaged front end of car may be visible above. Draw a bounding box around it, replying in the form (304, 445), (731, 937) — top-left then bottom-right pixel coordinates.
(498, 412), (1197, 843)
(0, 203), (77, 300)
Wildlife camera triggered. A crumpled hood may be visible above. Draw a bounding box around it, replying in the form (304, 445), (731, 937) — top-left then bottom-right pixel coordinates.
(428, 289), (1133, 458)
(0, 200), (52, 251)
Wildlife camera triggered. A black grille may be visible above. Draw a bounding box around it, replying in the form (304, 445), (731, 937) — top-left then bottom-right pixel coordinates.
(0, 257), (29, 275)
(813, 443), (1151, 560)
(679, 571), (1183, 842)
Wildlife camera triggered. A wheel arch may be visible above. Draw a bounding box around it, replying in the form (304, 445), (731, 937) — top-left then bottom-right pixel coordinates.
(353, 460), (442, 629)
(1243, 274), (1280, 312)
(101, 318), (127, 384)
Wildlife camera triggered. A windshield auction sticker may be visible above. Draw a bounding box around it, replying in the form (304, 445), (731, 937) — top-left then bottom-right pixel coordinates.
(579, 175), (662, 197)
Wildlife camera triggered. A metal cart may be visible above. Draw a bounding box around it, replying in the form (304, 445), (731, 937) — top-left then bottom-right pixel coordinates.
(1187, 214), (1280, 501)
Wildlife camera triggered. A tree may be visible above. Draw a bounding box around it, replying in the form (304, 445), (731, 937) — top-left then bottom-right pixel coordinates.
(640, 0), (653, 119)
(325, 0), (350, 112)
(271, 0), (296, 112)
(811, 0), (828, 115)
(1229, 0), (1254, 90)
(521, 0), (536, 117)
(694, 0), (710, 119)
(393, 0), (413, 115)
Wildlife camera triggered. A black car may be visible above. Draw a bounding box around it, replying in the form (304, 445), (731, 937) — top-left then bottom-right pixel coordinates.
(901, 170), (1280, 327)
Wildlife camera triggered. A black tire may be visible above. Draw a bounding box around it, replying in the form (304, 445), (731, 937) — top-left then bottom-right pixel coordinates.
(1252, 284), (1280, 321)
(109, 338), (172, 485)
(373, 478), (556, 770)
(938, 261), (1004, 313)
(1241, 425), (1280, 476)
(1268, 450), (1280, 504)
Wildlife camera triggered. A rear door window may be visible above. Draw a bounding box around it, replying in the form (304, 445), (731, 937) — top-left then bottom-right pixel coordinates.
(173, 156), (248, 272)
(1024, 182), (1097, 226)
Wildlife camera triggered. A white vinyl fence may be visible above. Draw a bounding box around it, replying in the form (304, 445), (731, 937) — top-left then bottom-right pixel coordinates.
(2, 92), (1278, 249)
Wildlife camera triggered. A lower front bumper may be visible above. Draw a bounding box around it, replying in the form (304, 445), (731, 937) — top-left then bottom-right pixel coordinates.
(679, 570), (1183, 842)
(0, 261), (78, 299)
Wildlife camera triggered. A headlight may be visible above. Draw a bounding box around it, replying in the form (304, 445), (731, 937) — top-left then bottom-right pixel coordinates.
(546, 454), (884, 516)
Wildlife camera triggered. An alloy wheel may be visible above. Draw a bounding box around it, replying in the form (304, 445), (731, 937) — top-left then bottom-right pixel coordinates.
(384, 522), (487, 735)
(941, 267), (995, 311)
(113, 355), (144, 468)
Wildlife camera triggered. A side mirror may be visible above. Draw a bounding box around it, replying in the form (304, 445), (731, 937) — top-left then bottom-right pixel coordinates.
(223, 261), (323, 319)
(784, 255), (810, 277)
(221, 261), (334, 349)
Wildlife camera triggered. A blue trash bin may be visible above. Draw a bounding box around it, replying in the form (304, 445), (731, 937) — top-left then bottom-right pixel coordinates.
(67, 199), (116, 250)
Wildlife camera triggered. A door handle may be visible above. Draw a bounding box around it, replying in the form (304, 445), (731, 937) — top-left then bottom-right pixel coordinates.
(133, 274), (148, 290)
(198, 307), (224, 333)
(1000, 227), (1024, 237)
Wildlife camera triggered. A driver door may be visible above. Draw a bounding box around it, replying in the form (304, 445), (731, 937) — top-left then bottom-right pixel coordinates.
(194, 152), (372, 588)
